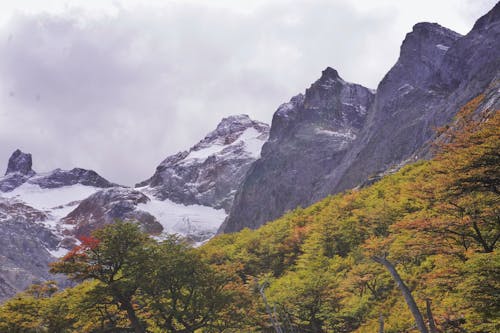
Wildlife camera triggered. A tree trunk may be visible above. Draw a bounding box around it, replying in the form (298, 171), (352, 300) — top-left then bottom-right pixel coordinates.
(257, 279), (283, 333)
(121, 300), (146, 333)
(378, 314), (384, 333)
(426, 298), (438, 333)
(372, 256), (429, 333)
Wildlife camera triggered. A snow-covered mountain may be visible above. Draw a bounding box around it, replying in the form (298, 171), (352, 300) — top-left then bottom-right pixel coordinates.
(136, 114), (269, 212)
(0, 114), (269, 301)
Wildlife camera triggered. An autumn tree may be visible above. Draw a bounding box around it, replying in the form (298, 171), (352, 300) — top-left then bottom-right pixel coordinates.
(138, 235), (240, 332)
(50, 221), (151, 333)
(398, 99), (499, 254)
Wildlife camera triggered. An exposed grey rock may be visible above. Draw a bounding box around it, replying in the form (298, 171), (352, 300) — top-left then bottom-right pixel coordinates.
(5, 149), (35, 176)
(62, 187), (163, 238)
(0, 198), (63, 302)
(330, 5), (500, 194)
(137, 114), (269, 212)
(0, 150), (36, 192)
(0, 173), (32, 192)
(221, 4), (500, 233)
(28, 168), (115, 189)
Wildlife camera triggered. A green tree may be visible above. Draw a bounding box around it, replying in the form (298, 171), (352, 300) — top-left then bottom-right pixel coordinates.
(50, 221), (151, 333)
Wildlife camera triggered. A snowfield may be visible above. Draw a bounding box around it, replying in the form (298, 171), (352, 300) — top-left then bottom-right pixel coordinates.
(2, 183), (100, 218)
(137, 195), (227, 242)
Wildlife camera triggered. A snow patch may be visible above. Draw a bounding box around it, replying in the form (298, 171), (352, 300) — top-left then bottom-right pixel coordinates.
(137, 197), (227, 240)
(186, 127), (265, 161)
(436, 44), (449, 51)
(2, 183), (100, 217)
(315, 128), (356, 140)
(48, 246), (69, 258)
(398, 83), (414, 91)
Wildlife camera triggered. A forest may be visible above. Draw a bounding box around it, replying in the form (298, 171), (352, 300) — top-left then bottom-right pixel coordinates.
(0, 94), (498, 332)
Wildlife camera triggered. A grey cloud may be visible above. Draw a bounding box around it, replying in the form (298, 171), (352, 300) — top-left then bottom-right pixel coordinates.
(0, 0), (493, 185)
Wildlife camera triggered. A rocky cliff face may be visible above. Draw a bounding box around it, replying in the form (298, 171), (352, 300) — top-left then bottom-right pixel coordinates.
(329, 5), (500, 194)
(137, 114), (269, 212)
(220, 4), (500, 233)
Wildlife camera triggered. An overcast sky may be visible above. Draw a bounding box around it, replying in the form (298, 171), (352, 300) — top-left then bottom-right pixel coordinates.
(0, 0), (496, 185)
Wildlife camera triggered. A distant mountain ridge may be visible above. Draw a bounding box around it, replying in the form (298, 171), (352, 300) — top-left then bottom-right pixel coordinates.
(0, 114), (268, 301)
(0, 149), (115, 192)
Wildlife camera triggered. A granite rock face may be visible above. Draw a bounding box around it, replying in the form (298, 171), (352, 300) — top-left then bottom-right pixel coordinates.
(221, 4), (500, 233)
(137, 114), (269, 212)
(329, 5), (500, 194)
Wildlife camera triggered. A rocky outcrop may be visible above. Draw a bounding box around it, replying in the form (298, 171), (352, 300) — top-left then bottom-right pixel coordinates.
(63, 187), (162, 238)
(137, 114), (269, 212)
(221, 4), (500, 233)
(0, 150), (36, 192)
(5, 149), (35, 176)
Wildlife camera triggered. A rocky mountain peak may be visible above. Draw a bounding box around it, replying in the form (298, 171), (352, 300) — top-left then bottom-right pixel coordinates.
(397, 22), (462, 73)
(320, 66), (341, 80)
(29, 168), (116, 189)
(411, 22), (461, 37)
(200, 114), (268, 147)
(136, 115), (269, 212)
(0, 150), (116, 193)
(375, 21), (462, 99)
(216, 114), (254, 129)
(300, 67), (374, 129)
(5, 149), (35, 176)
(307, 67), (348, 93)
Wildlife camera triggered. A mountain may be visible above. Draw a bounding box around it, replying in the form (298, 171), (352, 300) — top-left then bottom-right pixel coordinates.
(136, 114), (269, 212)
(219, 69), (374, 231)
(0, 114), (268, 301)
(220, 4), (500, 233)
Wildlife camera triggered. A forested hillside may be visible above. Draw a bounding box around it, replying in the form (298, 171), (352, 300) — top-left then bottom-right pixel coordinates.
(0, 95), (498, 332)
